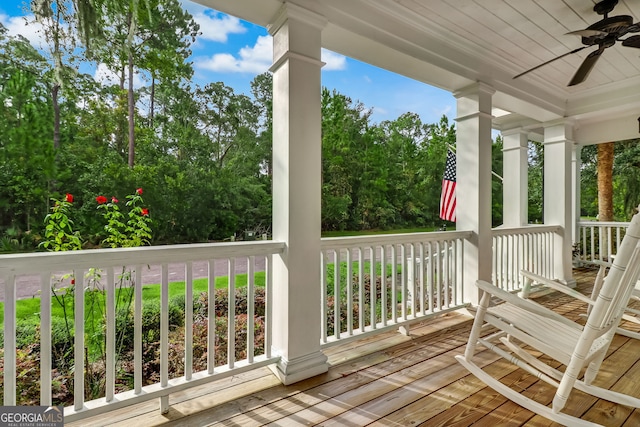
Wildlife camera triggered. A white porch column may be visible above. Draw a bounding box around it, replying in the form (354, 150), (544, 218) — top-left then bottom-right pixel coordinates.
(543, 121), (575, 285)
(501, 128), (528, 227)
(454, 83), (494, 305)
(571, 144), (582, 244)
(267, 4), (328, 385)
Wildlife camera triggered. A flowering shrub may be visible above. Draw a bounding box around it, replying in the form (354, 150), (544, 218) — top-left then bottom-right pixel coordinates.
(96, 188), (151, 248)
(40, 194), (82, 251)
(36, 188), (153, 401)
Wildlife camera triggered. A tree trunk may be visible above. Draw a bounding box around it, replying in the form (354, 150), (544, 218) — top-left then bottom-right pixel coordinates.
(52, 83), (60, 151)
(128, 50), (135, 168)
(150, 74), (155, 128)
(597, 142), (614, 222)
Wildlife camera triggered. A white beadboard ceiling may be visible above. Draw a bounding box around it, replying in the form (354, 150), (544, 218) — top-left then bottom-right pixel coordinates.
(196, 0), (640, 143)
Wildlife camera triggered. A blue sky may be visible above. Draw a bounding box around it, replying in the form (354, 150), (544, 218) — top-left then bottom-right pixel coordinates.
(0, 0), (455, 125)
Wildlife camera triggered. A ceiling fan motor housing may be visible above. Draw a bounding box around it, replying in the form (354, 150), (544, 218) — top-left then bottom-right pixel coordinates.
(581, 15), (634, 45)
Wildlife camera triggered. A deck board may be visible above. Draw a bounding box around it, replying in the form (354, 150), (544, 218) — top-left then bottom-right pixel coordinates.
(70, 267), (640, 427)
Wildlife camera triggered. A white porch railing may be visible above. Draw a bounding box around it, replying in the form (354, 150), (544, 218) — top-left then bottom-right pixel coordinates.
(492, 225), (562, 292)
(319, 231), (472, 348)
(576, 221), (629, 262)
(0, 225), (577, 421)
(0, 241), (283, 423)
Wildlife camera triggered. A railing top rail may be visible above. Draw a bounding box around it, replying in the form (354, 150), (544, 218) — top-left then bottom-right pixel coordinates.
(320, 230), (473, 249)
(491, 224), (562, 237)
(578, 221), (631, 227)
(0, 240), (286, 276)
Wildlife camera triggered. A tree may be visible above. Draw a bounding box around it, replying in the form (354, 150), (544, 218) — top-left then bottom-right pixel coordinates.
(597, 142), (615, 222)
(31, 0), (80, 154)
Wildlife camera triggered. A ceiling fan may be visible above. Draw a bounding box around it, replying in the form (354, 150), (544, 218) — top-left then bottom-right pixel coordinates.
(513, 0), (640, 86)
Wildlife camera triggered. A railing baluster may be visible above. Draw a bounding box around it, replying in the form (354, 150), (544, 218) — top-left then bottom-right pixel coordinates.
(370, 246), (377, 328)
(134, 266), (142, 394)
(427, 241), (434, 312)
(185, 261), (193, 380)
(346, 248), (353, 334)
(228, 258), (236, 369)
(247, 256), (255, 364)
(381, 245), (387, 326)
(334, 249), (341, 339)
(4, 274), (16, 406)
(391, 245), (397, 324)
(419, 243), (425, 315)
(400, 244), (407, 320)
(265, 255), (272, 359)
(207, 259), (216, 374)
(106, 267), (115, 402)
(358, 247), (365, 332)
(160, 263), (169, 413)
(40, 272), (52, 405)
(407, 243), (417, 318)
(441, 240), (451, 307)
(320, 251), (328, 343)
(74, 268), (84, 411)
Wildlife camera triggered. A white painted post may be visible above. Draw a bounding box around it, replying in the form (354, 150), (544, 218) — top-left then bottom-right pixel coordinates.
(543, 121), (575, 286)
(454, 82), (495, 305)
(267, 3), (328, 385)
(502, 128), (529, 227)
(571, 144), (582, 245)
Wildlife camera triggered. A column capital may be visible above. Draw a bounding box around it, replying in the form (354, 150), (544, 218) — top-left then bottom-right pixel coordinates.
(500, 127), (529, 137)
(268, 3), (327, 35)
(453, 81), (495, 99)
(542, 118), (575, 130)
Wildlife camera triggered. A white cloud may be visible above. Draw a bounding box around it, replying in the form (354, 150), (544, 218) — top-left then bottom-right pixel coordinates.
(193, 11), (246, 43)
(93, 63), (145, 89)
(195, 35), (271, 73)
(0, 13), (46, 48)
(195, 36), (348, 75)
(321, 49), (347, 71)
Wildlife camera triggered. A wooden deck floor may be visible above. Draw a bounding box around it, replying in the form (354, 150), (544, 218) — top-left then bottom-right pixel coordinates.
(72, 267), (640, 427)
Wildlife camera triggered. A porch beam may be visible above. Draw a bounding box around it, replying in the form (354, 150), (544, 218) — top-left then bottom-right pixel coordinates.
(267, 3), (329, 385)
(454, 82), (495, 305)
(543, 121), (575, 285)
(501, 128), (529, 226)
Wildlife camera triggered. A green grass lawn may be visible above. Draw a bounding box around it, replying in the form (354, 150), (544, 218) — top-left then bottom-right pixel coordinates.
(321, 225), (451, 238)
(0, 272), (266, 323)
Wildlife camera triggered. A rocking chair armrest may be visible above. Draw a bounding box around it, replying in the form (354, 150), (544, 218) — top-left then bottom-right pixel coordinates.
(587, 259), (612, 269)
(476, 279), (581, 329)
(520, 270), (596, 306)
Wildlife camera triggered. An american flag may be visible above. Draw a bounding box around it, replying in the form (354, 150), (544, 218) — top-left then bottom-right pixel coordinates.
(439, 149), (456, 222)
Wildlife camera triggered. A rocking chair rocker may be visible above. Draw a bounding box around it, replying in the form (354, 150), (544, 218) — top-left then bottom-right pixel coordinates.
(456, 209), (640, 426)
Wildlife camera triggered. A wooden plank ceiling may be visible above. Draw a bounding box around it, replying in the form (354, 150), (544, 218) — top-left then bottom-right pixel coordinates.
(395, 0), (640, 92)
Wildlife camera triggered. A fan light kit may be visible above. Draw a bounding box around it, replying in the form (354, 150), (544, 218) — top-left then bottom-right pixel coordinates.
(514, 0), (640, 86)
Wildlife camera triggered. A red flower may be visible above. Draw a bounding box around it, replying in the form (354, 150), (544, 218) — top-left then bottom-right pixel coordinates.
(136, 188), (143, 195)
(96, 195), (107, 204)
(111, 197), (119, 203)
(71, 279), (75, 285)
(65, 193), (74, 203)
(141, 208), (149, 216)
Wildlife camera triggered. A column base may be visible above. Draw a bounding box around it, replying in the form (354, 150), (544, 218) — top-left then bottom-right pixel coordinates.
(561, 278), (577, 289)
(269, 351), (329, 385)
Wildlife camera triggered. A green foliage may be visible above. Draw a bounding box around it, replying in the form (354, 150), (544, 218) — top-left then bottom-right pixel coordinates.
(40, 195), (83, 251)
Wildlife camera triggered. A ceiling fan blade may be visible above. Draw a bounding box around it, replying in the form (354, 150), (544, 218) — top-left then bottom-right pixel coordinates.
(568, 47), (605, 86)
(566, 29), (607, 37)
(622, 35), (640, 48)
(513, 46), (589, 79)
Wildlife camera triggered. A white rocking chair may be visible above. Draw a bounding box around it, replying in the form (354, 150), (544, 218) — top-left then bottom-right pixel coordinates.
(521, 256), (640, 340)
(456, 210), (640, 426)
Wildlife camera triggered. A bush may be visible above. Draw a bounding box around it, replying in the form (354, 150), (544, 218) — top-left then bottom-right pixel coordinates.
(6, 285), (270, 404)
